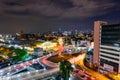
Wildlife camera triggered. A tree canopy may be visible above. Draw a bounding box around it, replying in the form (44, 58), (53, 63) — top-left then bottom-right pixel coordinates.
(11, 48), (28, 61)
(59, 60), (73, 80)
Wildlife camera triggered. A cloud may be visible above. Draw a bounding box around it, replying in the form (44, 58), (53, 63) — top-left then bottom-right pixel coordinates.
(61, 0), (118, 17)
(0, 0), (119, 18)
(0, 0), (119, 34)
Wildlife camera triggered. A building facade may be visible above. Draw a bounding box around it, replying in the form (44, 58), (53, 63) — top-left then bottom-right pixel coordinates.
(93, 21), (107, 66)
(93, 21), (120, 74)
(34, 48), (43, 57)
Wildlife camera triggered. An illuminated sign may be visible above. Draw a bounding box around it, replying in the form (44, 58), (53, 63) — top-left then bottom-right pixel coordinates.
(103, 64), (113, 72)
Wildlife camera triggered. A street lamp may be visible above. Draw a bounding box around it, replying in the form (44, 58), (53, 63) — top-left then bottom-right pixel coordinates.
(7, 76), (10, 79)
(17, 74), (20, 77)
(44, 67), (46, 71)
(71, 64), (75, 69)
(36, 70), (38, 72)
(27, 72), (30, 74)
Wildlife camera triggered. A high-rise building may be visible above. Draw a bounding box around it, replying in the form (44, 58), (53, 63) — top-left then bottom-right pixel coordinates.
(93, 21), (107, 66)
(93, 21), (120, 74)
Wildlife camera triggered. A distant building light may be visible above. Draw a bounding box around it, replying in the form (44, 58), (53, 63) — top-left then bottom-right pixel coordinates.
(36, 70), (38, 72)
(71, 64), (75, 68)
(14, 44), (19, 48)
(114, 43), (119, 47)
(7, 77), (10, 79)
(17, 74), (20, 77)
(44, 68), (46, 71)
(27, 72), (30, 74)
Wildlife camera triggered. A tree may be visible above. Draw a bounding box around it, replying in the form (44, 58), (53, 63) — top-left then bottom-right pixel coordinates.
(0, 50), (4, 55)
(11, 48), (27, 61)
(9, 46), (15, 51)
(59, 60), (73, 80)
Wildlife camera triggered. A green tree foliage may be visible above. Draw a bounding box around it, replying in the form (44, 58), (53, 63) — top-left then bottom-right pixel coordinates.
(11, 48), (27, 61)
(9, 46), (15, 51)
(87, 50), (93, 55)
(0, 50), (4, 55)
(59, 60), (73, 80)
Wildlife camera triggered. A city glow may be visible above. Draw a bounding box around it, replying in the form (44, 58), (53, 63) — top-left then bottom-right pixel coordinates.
(36, 41), (58, 50)
(90, 42), (94, 48)
(25, 47), (34, 51)
(58, 38), (64, 46)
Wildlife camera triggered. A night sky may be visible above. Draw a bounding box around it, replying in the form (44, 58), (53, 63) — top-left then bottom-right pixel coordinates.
(0, 0), (120, 34)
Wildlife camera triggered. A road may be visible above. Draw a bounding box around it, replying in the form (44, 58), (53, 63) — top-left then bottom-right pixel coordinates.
(40, 45), (64, 68)
(38, 47), (109, 80)
(75, 53), (109, 80)
(40, 52), (59, 68)
(58, 51), (109, 80)
(0, 46), (63, 80)
(22, 68), (59, 80)
(0, 57), (46, 79)
(0, 45), (109, 80)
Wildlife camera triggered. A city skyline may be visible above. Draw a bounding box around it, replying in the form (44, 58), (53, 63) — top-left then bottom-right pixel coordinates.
(0, 0), (120, 34)
(0, 20), (120, 79)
